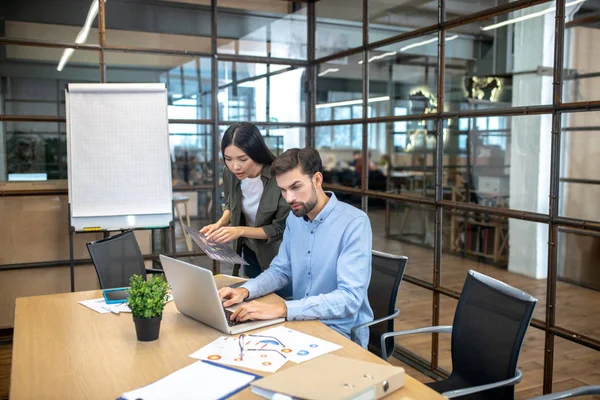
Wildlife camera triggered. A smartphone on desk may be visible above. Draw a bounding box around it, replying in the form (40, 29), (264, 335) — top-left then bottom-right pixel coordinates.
(102, 287), (129, 304)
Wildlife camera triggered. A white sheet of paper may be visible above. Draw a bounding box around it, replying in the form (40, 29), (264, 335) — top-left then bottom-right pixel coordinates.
(108, 302), (132, 313)
(120, 361), (257, 400)
(257, 326), (342, 363)
(78, 298), (111, 314)
(79, 294), (173, 314)
(189, 336), (288, 373)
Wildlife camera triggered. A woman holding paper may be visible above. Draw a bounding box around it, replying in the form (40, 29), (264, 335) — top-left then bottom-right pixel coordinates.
(200, 122), (291, 296)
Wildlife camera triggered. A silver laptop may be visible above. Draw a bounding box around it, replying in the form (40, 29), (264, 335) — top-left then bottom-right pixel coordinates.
(159, 255), (285, 334)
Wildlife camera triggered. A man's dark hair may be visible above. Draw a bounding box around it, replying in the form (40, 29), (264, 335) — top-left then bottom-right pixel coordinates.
(271, 147), (323, 178)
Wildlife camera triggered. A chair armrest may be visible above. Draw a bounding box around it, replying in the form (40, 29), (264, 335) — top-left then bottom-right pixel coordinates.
(381, 326), (452, 359)
(145, 268), (165, 274)
(528, 385), (600, 400)
(442, 369), (523, 398)
(350, 309), (400, 343)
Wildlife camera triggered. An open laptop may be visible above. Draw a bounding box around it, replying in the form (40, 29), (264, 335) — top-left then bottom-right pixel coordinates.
(159, 255), (285, 334)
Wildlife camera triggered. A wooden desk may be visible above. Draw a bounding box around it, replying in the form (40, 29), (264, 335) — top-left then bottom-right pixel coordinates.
(11, 275), (445, 399)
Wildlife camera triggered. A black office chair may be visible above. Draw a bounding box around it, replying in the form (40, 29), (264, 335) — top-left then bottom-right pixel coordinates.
(351, 250), (407, 358)
(86, 230), (164, 289)
(381, 270), (537, 400)
(529, 386), (600, 399)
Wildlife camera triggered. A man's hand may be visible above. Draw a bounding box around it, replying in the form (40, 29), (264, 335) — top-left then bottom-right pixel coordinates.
(206, 226), (243, 243)
(229, 301), (287, 322)
(218, 287), (249, 308)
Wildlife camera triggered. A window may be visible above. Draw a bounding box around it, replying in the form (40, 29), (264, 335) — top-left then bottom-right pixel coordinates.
(457, 116), (508, 151)
(394, 107), (408, 132)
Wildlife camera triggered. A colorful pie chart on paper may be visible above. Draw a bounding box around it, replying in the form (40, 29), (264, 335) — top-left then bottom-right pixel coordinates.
(259, 340), (280, 346)
(297, 350), (309, 356)
(207, 355), (221, 360)
(281, 348), (292, 353)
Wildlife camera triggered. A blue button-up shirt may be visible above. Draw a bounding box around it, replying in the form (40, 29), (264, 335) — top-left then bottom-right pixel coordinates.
(242, 192), (374, 347)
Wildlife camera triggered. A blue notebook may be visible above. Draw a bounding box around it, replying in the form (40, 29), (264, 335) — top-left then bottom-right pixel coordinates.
(117, 360), (261, 400)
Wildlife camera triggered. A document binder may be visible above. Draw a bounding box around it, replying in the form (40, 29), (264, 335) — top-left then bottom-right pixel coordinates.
(251, 354), (405, 400)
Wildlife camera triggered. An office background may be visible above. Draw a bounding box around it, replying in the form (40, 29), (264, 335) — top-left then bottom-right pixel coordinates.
(0, 0), (599, 398)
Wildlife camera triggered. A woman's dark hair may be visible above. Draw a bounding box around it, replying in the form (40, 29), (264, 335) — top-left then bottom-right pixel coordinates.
(221, 122), (276, 166)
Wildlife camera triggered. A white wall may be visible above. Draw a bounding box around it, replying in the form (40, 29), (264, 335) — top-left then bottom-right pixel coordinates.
(508, 6), (555, 279)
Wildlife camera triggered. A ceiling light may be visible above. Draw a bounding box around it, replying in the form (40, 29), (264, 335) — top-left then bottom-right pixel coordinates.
(358, 52), (397, 64)
(57, 0), (105, 71)
(318, 68), (340, 77)
(399, 34), (458, 53)
(356, 35), (458, 65)
(481, 0), (585, 31)
(315, 96), (390, 109)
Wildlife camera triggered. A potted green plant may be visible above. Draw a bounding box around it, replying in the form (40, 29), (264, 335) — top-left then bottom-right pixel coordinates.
(127, 274), (170, 342)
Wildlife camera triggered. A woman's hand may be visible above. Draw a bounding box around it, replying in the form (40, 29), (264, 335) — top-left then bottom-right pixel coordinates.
(206, 226), (244, 243)
(199, 221), (222, 237)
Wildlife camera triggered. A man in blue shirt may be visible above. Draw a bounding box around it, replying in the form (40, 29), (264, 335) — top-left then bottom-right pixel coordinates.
(219, 147), (374, 347)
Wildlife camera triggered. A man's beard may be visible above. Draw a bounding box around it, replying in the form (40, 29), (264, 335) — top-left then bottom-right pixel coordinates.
(289, 184), (318, 217)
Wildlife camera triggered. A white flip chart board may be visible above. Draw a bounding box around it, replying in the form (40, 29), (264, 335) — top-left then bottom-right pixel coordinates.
(66, 83), (172, 231)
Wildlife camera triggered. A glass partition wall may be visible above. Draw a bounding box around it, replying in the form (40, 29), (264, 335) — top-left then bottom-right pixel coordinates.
(2, 0), (600, 396)
(0, 0), (308, 273)
(313, 0), (600, 397)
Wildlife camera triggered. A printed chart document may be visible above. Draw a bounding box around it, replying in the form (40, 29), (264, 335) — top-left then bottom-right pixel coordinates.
(184, 225), (248, 265)
(189, 335), (288, 373)
(257, 326), (342, 363)
(189, 327), (343, 373)
(119, 360), (259, 400)
(79, 295), (173, 314)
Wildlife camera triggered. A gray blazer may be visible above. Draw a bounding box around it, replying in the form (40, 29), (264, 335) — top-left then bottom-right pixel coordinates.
(222, 164), (289, 274)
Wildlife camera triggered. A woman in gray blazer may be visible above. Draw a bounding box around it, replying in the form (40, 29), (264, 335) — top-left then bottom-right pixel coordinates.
(200, 122), (291, 296)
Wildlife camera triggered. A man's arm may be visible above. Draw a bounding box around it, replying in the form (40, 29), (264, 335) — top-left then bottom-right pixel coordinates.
(285, 216), (372, 321)
(240, 215), (293, 300)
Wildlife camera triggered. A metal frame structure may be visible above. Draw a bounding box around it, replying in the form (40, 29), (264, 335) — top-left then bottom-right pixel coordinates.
(1, 0), (600, 395)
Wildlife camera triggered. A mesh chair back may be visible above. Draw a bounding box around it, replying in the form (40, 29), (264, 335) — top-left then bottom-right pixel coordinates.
(368, 251), (408, 358)
(86, 231), (147, 289)
(450, 270), (537, 399)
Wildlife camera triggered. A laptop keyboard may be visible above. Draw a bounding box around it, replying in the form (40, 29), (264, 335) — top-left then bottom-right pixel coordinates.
(224, 309), (249, 327)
